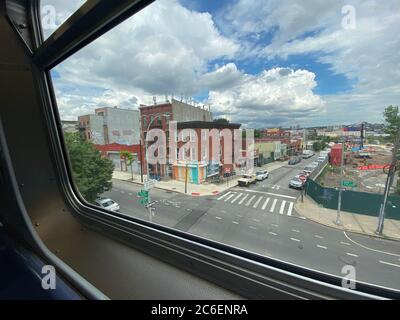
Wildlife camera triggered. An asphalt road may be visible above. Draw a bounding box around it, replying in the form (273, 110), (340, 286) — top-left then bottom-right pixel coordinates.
(102, 157), (400, 293)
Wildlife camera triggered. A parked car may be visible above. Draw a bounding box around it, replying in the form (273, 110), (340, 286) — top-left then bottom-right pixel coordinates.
(289, 175), (305, 189)
(317, 156), (327, 163)
(256, 170), (269, 181)
(301, 150), (314, 159)
(303, 166), (315, 175)
(238, 174), (257, 187)
(95, 198), (120, 212)
(310, 161), (320, 167)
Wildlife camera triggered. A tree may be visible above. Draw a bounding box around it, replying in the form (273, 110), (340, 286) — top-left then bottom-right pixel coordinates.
(383, 105), (400, 140)
(120, 150), (134, 181)
(65, 132), (114, 203)
(213, 118), (230, 124)
(383, 105), (400, 195)
(313, 141), (326, 152)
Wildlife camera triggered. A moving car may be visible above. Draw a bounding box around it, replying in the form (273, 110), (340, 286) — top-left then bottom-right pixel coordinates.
(238, 174), (257, 187)
(288, 156), (302, 165)
(256, 170), (269, 181)
(95, 198), (120, 212)
(289, 175), (305, 189)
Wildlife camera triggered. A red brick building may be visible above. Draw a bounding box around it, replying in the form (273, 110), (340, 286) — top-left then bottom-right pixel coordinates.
(139, 99), (213, 178)
(262, 128), (291, 145)
(173, 121), (241, 184)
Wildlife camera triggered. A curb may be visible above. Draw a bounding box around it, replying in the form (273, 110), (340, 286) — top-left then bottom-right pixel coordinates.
(294, 201), (400, 242)
(113, 178), (222, 197)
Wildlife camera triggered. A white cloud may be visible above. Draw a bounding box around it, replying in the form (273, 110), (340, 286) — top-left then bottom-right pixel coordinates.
(208, 67), (325, 127)
(220, 0), (400, 125)
(51, 0), (239, 120)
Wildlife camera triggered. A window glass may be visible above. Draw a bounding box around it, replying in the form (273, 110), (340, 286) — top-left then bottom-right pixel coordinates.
(40, 0), (86, 39)
(49, 0), (400, 292)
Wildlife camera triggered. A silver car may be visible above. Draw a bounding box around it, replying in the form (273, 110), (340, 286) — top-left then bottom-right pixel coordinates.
(96, 198), (120, 212)
(289, 176), (305, 189)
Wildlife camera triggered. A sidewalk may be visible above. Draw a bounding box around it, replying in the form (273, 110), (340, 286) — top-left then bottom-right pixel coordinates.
(112, 161), (287, 197)
(295, 196), (400, 241)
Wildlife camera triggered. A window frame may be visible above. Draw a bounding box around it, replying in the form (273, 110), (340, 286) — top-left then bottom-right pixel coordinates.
(25, 0), (399, 299)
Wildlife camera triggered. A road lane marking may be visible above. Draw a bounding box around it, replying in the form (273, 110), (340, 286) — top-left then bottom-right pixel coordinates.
(315, 235), (324, 239)
(340, 242), (351, 246)
(217, 192), (231, 201)
(344, 231), (400, 258)
(269, 232), (278, 236)
(128, 193), (133, 196)
(231, 193), (243, 204)
(287, 202), (294, 216)
(279, 200), (287, 215)
(224, 193), (236, 202)
(253, 219), (260, 222)
(239, 194), (249, 205)
(246, 195), (256, 207)
(220, 210), (227, 213)
(232, 221), (239, 225)
(270, 199), (278, 213)
(249, 226), (257, 230)
(253, 196), (263, 209)
(317, 245), (328, 250)
(292, 229), (300, 233)
(235, 189), (296, 200)
(262, 198), (270, 210)
(379, 261), (400, 268)
(290, 238), (301, 242)
(346, 253), (359, 257)
(271, 224), (279, 228)
(215, 217), (222, 220)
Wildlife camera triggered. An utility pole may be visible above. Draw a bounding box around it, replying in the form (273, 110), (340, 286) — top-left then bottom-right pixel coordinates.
(185, 161), (189, 194)
(336, 139), (345, 225)
(140, 138), (144, 183)
(376, 128), (400, 235)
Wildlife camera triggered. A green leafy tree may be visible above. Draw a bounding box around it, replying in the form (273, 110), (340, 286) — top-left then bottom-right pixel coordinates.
(383, 105), (400, 195)
(383, 105), (400, 140)
(65, 132), (114, 203)
(313, 141), (326, 152)
(120, 150), (134, 181)
(213, 118), (230, 124)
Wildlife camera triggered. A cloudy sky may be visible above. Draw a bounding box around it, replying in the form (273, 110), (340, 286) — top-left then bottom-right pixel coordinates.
(42, 0), (400, 128)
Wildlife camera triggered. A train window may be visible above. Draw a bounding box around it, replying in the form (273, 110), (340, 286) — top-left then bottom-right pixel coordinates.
(44, 0), (400, 294)
(40, 0), (87, 39)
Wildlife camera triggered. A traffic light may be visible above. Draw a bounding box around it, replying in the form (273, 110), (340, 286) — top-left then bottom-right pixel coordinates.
(138, 190), (149, 205)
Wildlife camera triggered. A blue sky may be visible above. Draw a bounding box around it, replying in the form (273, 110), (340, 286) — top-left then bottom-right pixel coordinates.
(48, 0), (400, 128)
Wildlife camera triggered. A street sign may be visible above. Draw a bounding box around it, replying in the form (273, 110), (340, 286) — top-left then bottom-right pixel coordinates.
(144, 179), (157, 190)
(145, 201), (156, 208)
(341, 180), (357, 188)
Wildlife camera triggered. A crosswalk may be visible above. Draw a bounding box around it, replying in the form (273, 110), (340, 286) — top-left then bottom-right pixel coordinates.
(216, 191), (295, 216)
